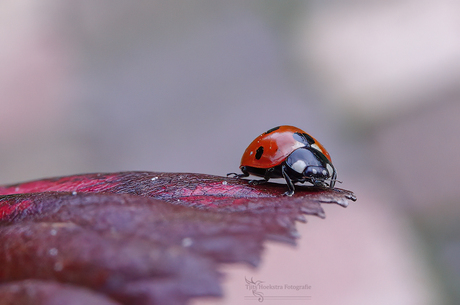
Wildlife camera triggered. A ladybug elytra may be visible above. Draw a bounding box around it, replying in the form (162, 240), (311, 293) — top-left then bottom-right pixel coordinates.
(228, 125), (337, 196)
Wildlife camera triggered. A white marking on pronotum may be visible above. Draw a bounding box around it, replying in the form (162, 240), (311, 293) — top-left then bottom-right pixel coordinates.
(322, 170), (328, 176)
(311, 168), (317, 174)
(311, 143), (321, 152)
(291, 160), (307, 173)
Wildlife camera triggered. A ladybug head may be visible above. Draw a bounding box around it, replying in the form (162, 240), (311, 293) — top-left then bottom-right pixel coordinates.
(285, 147), (335, 187)
(304, 165), (330, 180)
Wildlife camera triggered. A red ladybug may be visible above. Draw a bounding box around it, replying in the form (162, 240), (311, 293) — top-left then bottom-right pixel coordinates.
(229, 125), (337, 196)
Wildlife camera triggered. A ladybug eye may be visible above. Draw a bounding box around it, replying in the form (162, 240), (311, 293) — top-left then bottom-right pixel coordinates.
(255, 146), (264, 160)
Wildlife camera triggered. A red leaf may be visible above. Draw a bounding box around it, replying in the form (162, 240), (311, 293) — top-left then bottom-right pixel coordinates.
(0, 280), (120, 305)
(0, 171), (356, 209)
(0, 172), (356, 305)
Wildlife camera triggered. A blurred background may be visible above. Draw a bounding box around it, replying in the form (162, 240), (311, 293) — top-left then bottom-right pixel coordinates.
(1, 1), (459, 304)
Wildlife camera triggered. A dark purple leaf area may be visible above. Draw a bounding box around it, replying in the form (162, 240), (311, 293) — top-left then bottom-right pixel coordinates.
(0, 172), (356, 305)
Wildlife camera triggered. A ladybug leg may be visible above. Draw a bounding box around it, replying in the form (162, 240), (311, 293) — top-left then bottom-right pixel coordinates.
(248, 167), (274, 185)
(227, 166), (250, 179)
(248, 179), (266, 185)
(281, 165), (295, 196)
(264, 167), (274, 181)
(227, 173), (248, 178)
(329, 165), (337, 188)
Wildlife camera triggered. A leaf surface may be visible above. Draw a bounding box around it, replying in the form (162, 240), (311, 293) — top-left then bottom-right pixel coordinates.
(0, 172), (356, 305)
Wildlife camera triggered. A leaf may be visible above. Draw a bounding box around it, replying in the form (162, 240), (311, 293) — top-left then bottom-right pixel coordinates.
(0, 171), (356, 209)
(0, 172), (356, 305)
(0, 280), (120, 305)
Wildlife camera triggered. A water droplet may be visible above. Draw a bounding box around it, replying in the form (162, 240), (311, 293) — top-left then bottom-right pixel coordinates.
(181, 237), (193, 247)
(54, 262), (63, 272)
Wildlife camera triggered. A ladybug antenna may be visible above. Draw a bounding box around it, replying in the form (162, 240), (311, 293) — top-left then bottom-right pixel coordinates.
(324, 179), (341, 188)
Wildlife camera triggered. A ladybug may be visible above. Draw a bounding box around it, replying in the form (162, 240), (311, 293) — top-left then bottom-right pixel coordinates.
(228, 125), (337, 196)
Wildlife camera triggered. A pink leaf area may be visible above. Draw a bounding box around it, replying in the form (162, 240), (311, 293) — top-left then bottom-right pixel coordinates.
(0, 172), (356, 305)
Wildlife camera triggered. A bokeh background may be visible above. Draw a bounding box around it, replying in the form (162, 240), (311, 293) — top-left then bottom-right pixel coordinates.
(1, 1), (459, 304)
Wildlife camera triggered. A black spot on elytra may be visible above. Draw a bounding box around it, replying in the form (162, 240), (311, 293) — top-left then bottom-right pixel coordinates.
(255, 146), (264, 160)
(293, 132), (315, 145)
(264, 126), (280, 134)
